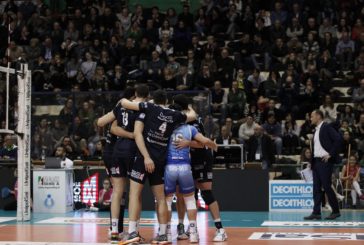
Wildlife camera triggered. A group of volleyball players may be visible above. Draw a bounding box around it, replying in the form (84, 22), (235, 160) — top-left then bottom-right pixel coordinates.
(97, 85), (228, 244)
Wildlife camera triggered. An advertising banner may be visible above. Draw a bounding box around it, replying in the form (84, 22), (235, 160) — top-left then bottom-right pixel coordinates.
(269, 180), (313, 211)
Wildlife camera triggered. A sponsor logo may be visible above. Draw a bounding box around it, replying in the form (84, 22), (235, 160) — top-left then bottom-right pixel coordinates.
(44, 194), (55, 208)
(269, 181), (313, 210)
(81, 173), (99, 205)
(130, 169), (145, 181)
(73, 174), (99, 205)
(249, 232), (364, 241)
(38, 176), (60, 187)
(111, 167), (120, 175)
(262, 221), (364, 227)
(139, 113), (145, 119)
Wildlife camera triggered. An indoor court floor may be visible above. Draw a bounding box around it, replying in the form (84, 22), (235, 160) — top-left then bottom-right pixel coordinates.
(0, 210), (363, 244)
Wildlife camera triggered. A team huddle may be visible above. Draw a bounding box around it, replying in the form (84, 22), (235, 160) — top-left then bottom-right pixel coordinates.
(97, 85), (227, 244)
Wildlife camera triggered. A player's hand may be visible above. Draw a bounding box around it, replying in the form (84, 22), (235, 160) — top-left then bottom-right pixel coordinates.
(174, 138), (190, 149)
(144, 157), (155, 173)
(211, 141), (218, 152)
(322, 155), (331, 162)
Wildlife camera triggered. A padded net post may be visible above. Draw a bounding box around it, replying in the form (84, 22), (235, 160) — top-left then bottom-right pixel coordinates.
(16, 63), (32, 221)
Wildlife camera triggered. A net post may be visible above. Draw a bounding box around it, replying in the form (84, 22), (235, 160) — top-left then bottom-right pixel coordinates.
(16, 63), (31, 222)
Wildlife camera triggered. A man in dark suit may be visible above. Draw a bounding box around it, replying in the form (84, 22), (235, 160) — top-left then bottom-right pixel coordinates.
(304, 110), (342, 220)
(246, 125), (275, 169)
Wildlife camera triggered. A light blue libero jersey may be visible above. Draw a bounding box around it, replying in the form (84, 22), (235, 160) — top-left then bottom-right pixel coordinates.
(167, 124), (198, 165)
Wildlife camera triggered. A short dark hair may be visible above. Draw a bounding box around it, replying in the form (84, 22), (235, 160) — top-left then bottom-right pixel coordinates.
(313, 109), (324, 118)
(122, 86), (136, 100)
(153, 89), (167, 105)
(173, 94), (189, 110)
(135, 84), (149, 98)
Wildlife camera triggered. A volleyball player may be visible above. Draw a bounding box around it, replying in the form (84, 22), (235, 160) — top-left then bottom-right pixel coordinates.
(97, 86), (148, 243)
(120, 90), (196, 244)
(165, 95), (218, 243)
(175, 117), (228, 242)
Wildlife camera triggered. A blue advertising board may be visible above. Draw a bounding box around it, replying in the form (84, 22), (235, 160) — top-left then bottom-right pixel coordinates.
(269, 180), (313, 211)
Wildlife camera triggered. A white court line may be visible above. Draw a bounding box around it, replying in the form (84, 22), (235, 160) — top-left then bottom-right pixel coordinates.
(0, 217), (16, 223)
(262, 221), (364, 227)
(249, 232), (364, 241)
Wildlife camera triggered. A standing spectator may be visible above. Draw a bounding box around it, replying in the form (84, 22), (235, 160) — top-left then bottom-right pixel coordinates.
(262, 114), (282, 156)
(251, 33), (270, 71)
(279, 75), (299, 116)
(246, 125), (275, 169)
(270, 1), (287, 25)
(210, 81), (226, 123)
(216, 48), (234, 87)
(227, 81), (246, 120)
(178, 4), (194, 30)
(282, 113), (300, 155)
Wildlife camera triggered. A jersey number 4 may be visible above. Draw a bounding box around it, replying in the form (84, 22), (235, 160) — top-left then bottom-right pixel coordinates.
(159, 122), (167, 134)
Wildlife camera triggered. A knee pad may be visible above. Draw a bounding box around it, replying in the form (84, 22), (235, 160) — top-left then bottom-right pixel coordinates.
(201, 190), (215, 205)
(166, 196), (173, 211)
(184, 195), (196, 210)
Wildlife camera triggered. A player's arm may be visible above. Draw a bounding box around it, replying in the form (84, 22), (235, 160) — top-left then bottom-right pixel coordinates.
(97, 111), (115, 127)
(110, 120), (134, 139)
(134, 121), (155, 173)
(174, 139), (204, 149)
(185, 106), (197, 122)
(120, 98), (140, 111)
(193, 133), (218, 151)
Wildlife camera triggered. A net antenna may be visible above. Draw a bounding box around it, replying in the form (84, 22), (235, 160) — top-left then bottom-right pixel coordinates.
(0, 17), (32, 221)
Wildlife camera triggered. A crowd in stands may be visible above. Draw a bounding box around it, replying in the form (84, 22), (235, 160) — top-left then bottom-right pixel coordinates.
(0, 0), (363, 168)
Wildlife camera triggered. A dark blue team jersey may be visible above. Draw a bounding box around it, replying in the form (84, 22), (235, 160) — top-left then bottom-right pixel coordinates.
(104, 126), (117, 154)
(136, 102), (187, 163)
(189, 117), (209, 163)
(113, 103), (138, 157)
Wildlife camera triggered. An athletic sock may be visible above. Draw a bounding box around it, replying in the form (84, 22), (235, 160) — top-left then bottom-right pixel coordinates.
(136, 219), (140, 232)
(111, 218), (118, 233)
(128, 221), (137, 234)
(189, 221), (197, 232)
(214, 218), (223, 229)
(159, 224), (167, 235)
(178, 219), (184, 225)
(118, 204), (125, 233)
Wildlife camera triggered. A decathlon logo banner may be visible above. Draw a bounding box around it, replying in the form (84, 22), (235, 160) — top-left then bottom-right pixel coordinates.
(262, 221), (364, 227)
(249, 232), (364, 241)
(269, 180), (313, 211)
